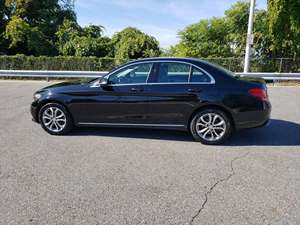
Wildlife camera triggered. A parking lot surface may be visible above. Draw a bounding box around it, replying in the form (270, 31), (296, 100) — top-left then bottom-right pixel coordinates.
(0, 81), (300, 225)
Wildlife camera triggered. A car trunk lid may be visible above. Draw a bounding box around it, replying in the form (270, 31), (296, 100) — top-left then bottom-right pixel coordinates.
(235, 75), (266, 85)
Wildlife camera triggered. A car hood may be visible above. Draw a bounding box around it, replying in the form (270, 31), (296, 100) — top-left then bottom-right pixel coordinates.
(39, 79), (92, 93)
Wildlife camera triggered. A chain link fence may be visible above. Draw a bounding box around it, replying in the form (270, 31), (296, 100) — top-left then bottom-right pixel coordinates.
(0, 56), (299, 72)
(206, 57), (300, 73)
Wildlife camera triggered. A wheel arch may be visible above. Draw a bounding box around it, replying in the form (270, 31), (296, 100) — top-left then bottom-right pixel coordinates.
(188, 104), (236, 131)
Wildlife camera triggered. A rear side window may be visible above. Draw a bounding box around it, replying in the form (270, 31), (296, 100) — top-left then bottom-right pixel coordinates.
(190, 67), (212, 83)
(156, 62), (190, 83)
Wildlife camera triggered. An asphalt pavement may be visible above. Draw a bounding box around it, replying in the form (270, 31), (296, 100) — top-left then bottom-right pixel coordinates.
(0, 80), (300, 225)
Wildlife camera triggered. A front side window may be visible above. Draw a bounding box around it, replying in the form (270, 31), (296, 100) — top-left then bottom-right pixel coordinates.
(190, 67), (212, 83)
(108, 63), (153, 85)
(156, 62), (190, 83)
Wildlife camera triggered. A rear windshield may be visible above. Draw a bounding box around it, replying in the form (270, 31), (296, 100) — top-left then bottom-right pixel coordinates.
(208, 62), (237, 78)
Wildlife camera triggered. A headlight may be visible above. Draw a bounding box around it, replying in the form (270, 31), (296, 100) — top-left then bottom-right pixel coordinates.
(33, 93), (42, 101)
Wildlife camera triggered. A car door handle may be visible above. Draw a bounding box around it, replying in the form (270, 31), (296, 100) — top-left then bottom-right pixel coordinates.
(131, 88), (144, 92)
(187, 88), (202, 93)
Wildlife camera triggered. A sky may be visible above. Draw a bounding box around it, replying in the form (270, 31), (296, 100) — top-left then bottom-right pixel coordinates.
(75, 0), (267, 49)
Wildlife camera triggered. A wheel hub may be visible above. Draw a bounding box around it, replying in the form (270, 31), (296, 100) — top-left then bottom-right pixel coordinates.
(42, 107), (67, 132)
(195, 113), (226, 141)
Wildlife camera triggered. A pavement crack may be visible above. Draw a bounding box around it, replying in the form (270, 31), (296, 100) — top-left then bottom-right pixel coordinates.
(189, 152), (250, 225)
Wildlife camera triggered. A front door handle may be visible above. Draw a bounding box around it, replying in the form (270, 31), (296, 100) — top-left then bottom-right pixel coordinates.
(131, 87), (144, 92)
(187, 88), (202, 93)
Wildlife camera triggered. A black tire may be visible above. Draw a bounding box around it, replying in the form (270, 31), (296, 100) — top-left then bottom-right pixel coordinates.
(190, 109), (232, 145)
(39, 103), (73, 135)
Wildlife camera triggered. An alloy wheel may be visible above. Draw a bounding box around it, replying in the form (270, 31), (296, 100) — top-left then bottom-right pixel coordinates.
(42, 107), (67, 133)
(195, 113), (226, 141)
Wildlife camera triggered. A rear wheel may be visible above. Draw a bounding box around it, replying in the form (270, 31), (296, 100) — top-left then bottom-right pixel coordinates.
(39, 103), (73, 135)
(190, 109), (232, 145)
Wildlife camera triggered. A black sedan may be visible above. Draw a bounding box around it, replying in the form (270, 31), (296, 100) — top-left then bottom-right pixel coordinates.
(31, 58), (271, 145)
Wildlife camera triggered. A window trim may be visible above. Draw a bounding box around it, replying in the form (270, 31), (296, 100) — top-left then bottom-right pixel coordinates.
(155, 62), (191, 84)
(102, 60), (215, 86)
(107, 62), (154, 85)
(188, 65), (193, 83)
(189, 65), (211, 83)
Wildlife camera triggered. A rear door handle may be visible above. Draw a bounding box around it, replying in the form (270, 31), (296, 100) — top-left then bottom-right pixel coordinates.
(187, 88), (202, 93)
(131, 87), (144, 92)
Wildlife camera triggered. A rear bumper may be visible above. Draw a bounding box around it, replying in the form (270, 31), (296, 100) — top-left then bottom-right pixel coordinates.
(235, 101), (271, 130)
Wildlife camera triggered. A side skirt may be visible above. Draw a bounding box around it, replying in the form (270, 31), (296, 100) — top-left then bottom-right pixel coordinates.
(76, 122), (187, 131)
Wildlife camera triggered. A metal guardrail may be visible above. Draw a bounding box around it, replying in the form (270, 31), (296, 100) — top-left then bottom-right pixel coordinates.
(0, 70), (300, 81)
(236, 72), (300, 81)
(0, 70), (107, 78)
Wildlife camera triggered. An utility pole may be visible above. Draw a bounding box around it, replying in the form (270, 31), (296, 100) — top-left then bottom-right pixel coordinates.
(244, 0), (256, 73)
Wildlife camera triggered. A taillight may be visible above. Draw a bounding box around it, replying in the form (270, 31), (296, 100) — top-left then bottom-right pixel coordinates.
(249, 88), (268, 101)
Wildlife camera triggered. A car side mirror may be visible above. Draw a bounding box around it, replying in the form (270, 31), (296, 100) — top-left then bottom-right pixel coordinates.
(100, 77), (109, 87)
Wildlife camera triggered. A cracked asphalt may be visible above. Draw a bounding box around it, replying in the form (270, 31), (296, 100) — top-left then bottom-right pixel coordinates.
(0, 80), (300, 225)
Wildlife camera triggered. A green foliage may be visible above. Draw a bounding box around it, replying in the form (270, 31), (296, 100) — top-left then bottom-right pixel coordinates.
(176, 17), (232, 57)
(0, 55), (299, 73)
(0, 1), (162, 60)
(56, 20), (113, 57)
(112, 27), (161, 63)
(167, 0), (299, 59)
(0, 55), (118, 71)
(1, 0), (300, 67)
(268, 0), (300, 57)
(4, 15), (30, 48)
(55, 19), (82, 55)
(0, 0), (5, 28)
(71, 36), (113, 57)
(225, 1), (250, 56)
(4, 15), (53, 55)
(83, 25), (104, 38)
(2, 0), (76, 55)
(253, 10), (272, 58)
(0, 0), (9, 54)
(225, 2), (271, 58)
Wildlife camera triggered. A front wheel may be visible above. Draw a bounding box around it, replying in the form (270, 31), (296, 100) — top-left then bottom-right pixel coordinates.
(190, 109), (232, 145)
(39, 103), (73, 135)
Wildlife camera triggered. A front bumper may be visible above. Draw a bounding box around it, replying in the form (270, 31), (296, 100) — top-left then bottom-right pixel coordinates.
(31, 101), (39, 123)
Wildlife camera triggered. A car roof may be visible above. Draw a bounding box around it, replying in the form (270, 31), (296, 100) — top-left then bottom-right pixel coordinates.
(108, 57), (221, 77)
(121, 57), (217, 70)
(127, 57), (206, 64)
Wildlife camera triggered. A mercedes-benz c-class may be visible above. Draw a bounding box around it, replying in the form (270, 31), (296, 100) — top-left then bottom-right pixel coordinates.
(31, 58), (271, 145)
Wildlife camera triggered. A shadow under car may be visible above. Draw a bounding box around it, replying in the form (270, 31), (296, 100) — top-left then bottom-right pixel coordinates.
(70, 119), (300, 146)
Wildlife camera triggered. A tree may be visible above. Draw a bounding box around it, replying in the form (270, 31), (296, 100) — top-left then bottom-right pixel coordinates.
(83, 25), (104, 38)
(167, 1), (271, 59)
(162, 43), (188, 57)
(253, 10), (272, 58)
(56, 20), (113, 57)
(111, 27), (161, 62)
(4, 15), (54, 55)
(0, 0), (5, 29)
(3, 0), (76, 55)
(0, 0), (10, 54)
(56, 19), (82, 55)
(71, 36), (112, 57)
(175, 17), (232, 58)
(225, 1), (271, 58)
(268, 0), (300, 57)
(225, 1), (250, 57)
